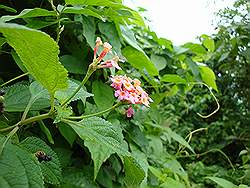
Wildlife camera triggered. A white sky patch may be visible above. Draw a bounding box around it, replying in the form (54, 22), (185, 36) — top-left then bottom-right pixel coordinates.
(123, 0), (235, 45)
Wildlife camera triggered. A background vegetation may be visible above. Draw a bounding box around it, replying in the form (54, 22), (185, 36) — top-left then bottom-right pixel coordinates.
(0, 0), (249, 187)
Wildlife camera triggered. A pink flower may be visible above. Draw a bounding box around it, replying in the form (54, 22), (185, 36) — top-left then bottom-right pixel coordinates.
(115, 90), (129, 101)
(94, 37), (103, 60)
(99, 59), (121, 70)
(110, 75), (152, 107)
(97, 42), (112, 62)
(126, 106), (135, 118)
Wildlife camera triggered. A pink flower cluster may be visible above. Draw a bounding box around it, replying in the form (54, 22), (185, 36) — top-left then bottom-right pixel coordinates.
(111, 75), (153, 107)
(94, 37), (121, 70)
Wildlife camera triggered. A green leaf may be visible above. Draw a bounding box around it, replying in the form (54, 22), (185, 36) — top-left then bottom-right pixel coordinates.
(1, 8), (56, 22)
(120, 25), (143, 52)
(58, 122), (77, 147)
(62, 6), (103, 20)
(98, 22), (122, 55)
(4, 83), (50, 112)
(0, 5), (17, 13)
(150, 54), (167, 71)
(201, 34), (215, 52)
(183, 42), (207, 55)
(11, 51), (27, 72)
(0, 22), (68, 95)
(206, 177), (237, 188)
(20, 137), (62, 185)
(29, 81), (50, 104)
(65, 0), (126, 8)
(164, 159), (188, 180)
(123, 156), (145, 186)
(38, 120), (54, 144)
(160, 177), (186, 188)
(165, 128), (195, 154)
(60, 55), (85, 74)
(161, 74), (186, 84)
(54, 106), (73, 124)
(64, 117), (130, 179)
(0, 37), (6, 47)
(55, 79), (93, 105)
(122, 46), (158, 76)
(199, 65), (218, 91)
(0, 142), (43, 188)
(75, 15), (96, 49)
(62, 168), (99, 188)
(92, 80), (114, 112)
(185, 58), (200, 78)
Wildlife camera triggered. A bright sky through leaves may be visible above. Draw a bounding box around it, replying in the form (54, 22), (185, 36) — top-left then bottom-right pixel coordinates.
(124, 0), (235, 45)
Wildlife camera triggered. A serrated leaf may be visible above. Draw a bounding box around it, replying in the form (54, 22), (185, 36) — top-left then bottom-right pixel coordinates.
(1, 8), (56, 22)
(62, 168), (99, 188)
(123, 156), (145, 186)
(20, 137), (62, 185)
(161, 74), (186, 84)
(122, 46), (158, 76)
(54, 106), (73, 124)
(206, 177), (237, 188)
(29, 81), (50, 102)
(0, 142), (43, 188)
(199, 65), (218, 91)
(64, 117), (130, 180)
(4, 83), (50, 112)
(92, 80), (114, 112)
(0, 22), (68, 95)
(55, 79), (93, 105)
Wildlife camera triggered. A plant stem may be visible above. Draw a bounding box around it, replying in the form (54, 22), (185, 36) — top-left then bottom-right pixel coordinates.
(67, 102), (122, 120)
(0, 72), (29, 88)
(20, 113), (51, 126)
(61, 65), (95, 107)
(0, 126), (19, 155)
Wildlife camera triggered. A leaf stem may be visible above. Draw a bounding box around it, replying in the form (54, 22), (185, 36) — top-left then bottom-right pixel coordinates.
(0, 72), (29, 88)
(67, 102), (122, 120)
(61, 63), (96, 107)
(0, 126), (19, 155)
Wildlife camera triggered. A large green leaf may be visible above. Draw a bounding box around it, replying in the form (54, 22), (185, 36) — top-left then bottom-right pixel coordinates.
(199, 65), (218, 91)
(61, 6), (103, 20)
(0, 23), (68, 95)
(55, 79), (93, 105)
(58, 122), (77, 147)
(65, 0), (127, 8)
(160, 177), (186, 188)
(4, 83), (50, 112)
(75, 16), (96, 49)
(0, 8), (56, 22)
(0, 142), (44, 188)
(98, 22), (122, 55)
(150, 54), (167, 71)
(20, 137), (62, 185)
(60, 55), (85, 74)
(201, 34), (215, 52)
(122, 46), (158, 76)
(62, 168), (99, 188)
(123, 156), (146, 186)
(161, 74), (186, 84)
(64, 117), (129, 179)
(120, 25), (143, 52)
(207, 177), (237, 188)
(92, 80), (114, 111)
